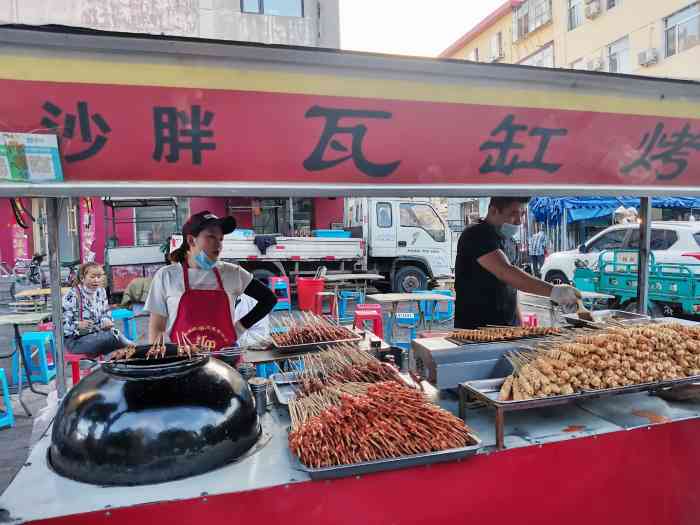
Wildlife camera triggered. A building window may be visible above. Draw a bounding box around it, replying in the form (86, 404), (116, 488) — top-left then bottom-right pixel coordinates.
(607, 0), (621, 9)
(568, 0), (583, 30)
(135, 198), (189, 247)
(519, 43), (555, 68)
(468, 47), (480, 62)
(241, 0), (303, 17)
(490, 32), (503, 60)
(513, 0), (552, 41)
(665, 3), (700, 58)
(608, 36), (630, 73)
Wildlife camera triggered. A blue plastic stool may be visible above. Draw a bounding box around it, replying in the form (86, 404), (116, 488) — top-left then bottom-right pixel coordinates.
(391, 312), (418, 351)
(338, 290), (364, 322)
(413, 290), (436, 322)
(255, 362), (283, 379)
(111, 308), (137, 340)
(431, 289), (455, 322)
(270, 277), (292, 312)
(0, 368), (14, 429)
(12, 331), (56, 385)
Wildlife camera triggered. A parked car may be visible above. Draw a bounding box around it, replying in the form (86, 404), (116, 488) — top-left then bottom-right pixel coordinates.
(540, 221), (700, 284)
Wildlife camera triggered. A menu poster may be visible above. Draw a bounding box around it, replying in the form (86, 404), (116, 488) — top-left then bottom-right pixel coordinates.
(0, 132), (63, 182)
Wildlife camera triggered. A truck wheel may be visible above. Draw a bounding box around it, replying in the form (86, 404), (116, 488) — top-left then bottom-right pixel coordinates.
(393, 266), (428, 293)
(252, 269), (275, 288)
(544, 270), (569, 285)
(623, 300), (663, 318)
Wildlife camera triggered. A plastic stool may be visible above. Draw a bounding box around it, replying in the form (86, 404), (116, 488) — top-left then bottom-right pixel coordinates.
(0, 368), (14, 429)
(392, 312), (418, 350)
(431, 289), (455, 322)
(12, 332), (56, 385)
(64, 352), (104, 386)
(338, 290), (364, 320)
(111, 308), (137, 341)
(522, 313), (539, 327)
(313, 292), (338, 317)
(269, 277), (292, 312)
(353, 310), (383, 338)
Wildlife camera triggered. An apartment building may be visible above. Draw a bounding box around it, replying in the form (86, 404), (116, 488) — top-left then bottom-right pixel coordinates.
(441, 0), (700, 81)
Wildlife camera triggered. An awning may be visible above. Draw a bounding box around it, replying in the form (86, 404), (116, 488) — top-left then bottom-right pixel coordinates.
(530, 197), (700, 224)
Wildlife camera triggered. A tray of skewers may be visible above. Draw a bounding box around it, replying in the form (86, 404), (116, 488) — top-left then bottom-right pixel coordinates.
(447, 326), (563, 346)
(271, 312), (362, 352)
(464, 322), (700, 408)
(284, 346), (480, 479)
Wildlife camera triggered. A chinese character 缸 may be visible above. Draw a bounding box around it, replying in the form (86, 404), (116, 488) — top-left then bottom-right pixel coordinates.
(41, 101), (111, 163)
(479, 114), (568, 175)
(303, 105), (401, 178)
(621, 123), (700, 181)
(153, 105), (216, 165)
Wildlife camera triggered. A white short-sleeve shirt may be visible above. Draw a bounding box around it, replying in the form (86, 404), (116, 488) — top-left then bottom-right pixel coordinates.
(145, 262), (253, 337)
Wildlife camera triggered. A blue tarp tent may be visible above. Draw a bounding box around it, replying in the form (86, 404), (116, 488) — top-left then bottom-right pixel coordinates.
(529, 197), (700, 225)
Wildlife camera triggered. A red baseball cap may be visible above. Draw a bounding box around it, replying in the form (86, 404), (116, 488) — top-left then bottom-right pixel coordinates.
(182, 211), (236, 237)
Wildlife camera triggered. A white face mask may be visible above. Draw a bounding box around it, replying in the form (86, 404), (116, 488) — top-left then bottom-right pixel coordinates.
(500, 223), (520, 238)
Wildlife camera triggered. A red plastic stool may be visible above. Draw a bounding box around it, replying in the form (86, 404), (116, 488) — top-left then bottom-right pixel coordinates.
(64, 353), (104, 386)
(313, 292), (338, 317)
(353, 310), (384, 338)
(356, 303), (382, 313)
(522, 314), (539, 327)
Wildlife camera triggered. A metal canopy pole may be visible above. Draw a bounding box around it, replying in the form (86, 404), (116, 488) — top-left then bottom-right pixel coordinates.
(637, 197), (652, 316)
(47, 198), (67, 398)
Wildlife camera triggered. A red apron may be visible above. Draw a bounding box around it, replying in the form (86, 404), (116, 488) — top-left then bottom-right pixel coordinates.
(169, 261), (237, 351)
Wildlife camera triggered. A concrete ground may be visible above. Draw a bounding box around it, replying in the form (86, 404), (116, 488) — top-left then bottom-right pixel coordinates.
(0, 295), (449, 494)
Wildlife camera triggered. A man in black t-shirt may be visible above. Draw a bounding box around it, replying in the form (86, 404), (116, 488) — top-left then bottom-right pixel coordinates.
(454, 197), (580, 329)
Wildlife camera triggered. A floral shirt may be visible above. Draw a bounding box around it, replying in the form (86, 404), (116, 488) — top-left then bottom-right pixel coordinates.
(62, 285), (111, 338)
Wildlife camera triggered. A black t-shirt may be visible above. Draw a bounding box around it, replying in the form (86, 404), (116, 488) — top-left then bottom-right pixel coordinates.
(454, 221), (518, 329)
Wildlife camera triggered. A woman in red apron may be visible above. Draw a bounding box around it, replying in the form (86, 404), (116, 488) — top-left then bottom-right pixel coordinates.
(144, 211), (277, 351)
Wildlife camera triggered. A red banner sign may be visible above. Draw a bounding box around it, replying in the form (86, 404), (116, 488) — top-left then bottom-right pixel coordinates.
(1, 78), (699, 188)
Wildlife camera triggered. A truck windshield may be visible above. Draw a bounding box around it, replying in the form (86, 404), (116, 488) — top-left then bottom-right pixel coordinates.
(400, 203), (445, 242)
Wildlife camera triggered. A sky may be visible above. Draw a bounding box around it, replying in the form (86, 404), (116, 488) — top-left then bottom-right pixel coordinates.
(339, 0), (506, 57)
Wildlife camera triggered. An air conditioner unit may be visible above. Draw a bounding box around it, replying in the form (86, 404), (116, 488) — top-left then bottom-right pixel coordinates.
(585, 1), (601, 19)
(637, 48), (659, 67)
(587, 57), (604, 71)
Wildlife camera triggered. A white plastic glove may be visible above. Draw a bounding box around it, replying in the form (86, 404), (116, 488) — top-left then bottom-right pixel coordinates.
(550, 284), (581, 306)
(234, 320), (247, 339)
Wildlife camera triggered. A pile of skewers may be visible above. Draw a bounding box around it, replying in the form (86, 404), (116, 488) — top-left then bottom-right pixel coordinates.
(288, 381), (476, 468)
(272, 312), (358, 347)
(450, 326), (561, 343)
(499, 323), (700, 401)
(292, 344), (402, 395)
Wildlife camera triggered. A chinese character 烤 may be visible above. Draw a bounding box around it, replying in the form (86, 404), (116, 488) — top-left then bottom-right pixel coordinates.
(41, 101), (111, 163)
(153, 105), (216, 165)
(621, 123), (700, 181)
(303, 105), (401, 178)
(479, 114), (568, 175)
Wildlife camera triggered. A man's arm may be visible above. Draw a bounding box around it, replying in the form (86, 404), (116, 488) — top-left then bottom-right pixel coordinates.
(477, 249), (553, 297)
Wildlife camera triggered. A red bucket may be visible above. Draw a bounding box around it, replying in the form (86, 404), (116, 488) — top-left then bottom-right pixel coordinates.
(296, 277), (325, 311)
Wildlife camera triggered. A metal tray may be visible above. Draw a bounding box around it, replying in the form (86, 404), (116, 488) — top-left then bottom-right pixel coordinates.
(462, 373), (700, 410)
(562, 309), (649, 328)
(270, 371), (300, 405)
(445, 334), (555, 347)
(290, 433), (481, 480)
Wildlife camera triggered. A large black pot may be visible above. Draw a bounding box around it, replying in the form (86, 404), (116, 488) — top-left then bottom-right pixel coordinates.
(49, 344), (260, 486)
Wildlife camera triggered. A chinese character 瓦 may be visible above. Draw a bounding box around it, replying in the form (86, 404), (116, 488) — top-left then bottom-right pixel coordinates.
(41, 101), (111, 163)
(303, 105), (401, 178)
(621, 123), (700, 181)
(479, 114), (568, 175)
(153, 105), (216, 165)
